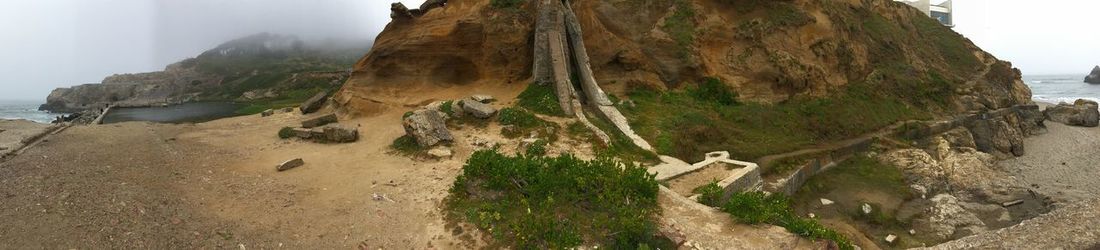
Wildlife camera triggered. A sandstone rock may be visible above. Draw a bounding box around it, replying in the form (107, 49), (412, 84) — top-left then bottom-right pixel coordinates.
(1086, 66), (1100, 84)
(322, 125), (359, 143)
(461, 99), (497, 118)
(276, 158), (304, 171)
(390, 2), (414, 20)
(299, 91), (329, 114)
(1043, 100), (1099, 127)
(282, 107), (294, 113)
(915, 194), (987, 242)
(301, 113), (338, 128)
(292, 128), (315, 139)
(968, 117), (1025, 157)
(427, 147), (453, 158)
(402, 109), (453, 147)
(470, 94), (495, 103)
(261, 109), (275, 117)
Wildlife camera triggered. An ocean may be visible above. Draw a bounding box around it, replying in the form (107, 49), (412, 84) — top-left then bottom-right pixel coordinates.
(0, 100), (63, 124)
(1024, 74), (1100, 104)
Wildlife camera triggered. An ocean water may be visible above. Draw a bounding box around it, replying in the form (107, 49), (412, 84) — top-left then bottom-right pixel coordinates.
(0, 100), (63, 124)
(1024, 74), (1100, 104)
(100, 102), (243, 124)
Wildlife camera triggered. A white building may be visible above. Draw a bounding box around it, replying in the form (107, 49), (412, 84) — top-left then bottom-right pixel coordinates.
(896, 0), (953, 27)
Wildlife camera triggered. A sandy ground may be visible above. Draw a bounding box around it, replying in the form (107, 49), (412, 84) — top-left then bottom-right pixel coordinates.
(0, 119), (52, 156)
(0, 96), (568, 249)
(998, 121), (1100, 203)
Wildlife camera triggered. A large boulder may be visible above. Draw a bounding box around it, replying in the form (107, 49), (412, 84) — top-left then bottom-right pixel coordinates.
(299, 91), (329, 114)
(1043, 100), (1099, 127)
(402, 109), (453, 147)
(1086, 66), (1100, 84)
(460, 99), (497, 119)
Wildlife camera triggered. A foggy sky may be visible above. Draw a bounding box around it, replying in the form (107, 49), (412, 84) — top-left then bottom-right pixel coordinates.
(1, 0), (1098, 101)
(0, 0), (427, 101)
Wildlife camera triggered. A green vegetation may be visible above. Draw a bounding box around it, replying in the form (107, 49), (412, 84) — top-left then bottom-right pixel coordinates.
(236, 88), (329, 115)
(446, 150), (669, 249)
(621, 77), (932, 162)
(525, 139), (549, 156)
(697, 185), (854, 250)
(278, 127), (295, 139)
(490, 0), (524, 9)
(790, 155), (920, 248)
(390, 135), (425, 156)
(662, 0), (696, 59)
(498, 107), (559, 141)
(733, 1), (814, 40)
(441, 100), (456, 116)
(516, 84), (565, 116)
(585, 109), (661, 164)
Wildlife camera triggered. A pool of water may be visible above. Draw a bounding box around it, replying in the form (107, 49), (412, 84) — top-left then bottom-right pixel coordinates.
(101, 102), (244, 124)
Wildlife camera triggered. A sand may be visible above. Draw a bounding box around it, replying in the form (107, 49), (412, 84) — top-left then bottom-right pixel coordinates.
(998, 118), (1100, 203)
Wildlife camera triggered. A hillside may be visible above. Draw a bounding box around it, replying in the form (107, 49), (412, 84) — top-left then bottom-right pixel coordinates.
(332, 0), (1044, 248)
(335, 0), (1032, 161)
(40, 33), (370, 114)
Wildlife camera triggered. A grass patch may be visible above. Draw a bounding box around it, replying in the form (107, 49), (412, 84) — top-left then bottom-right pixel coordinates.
(445, 150), (669, 249)
(662, 0), (696, 59)
(235, 88), (329, 115)
(516, 84), (565, 116)
(390, 135), (425, 156)
(622, 77), (931, 162)
(498, 107), (558, 141)
(524, 139), (549, 156)
(585, 108), (660, 164)
(789, 155), (920, 248)
(278, 127), (295, 139)
(696, 185), (854, 250)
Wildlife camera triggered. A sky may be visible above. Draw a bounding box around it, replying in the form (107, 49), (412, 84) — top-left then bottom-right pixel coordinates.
(0, 0), (1097, 101)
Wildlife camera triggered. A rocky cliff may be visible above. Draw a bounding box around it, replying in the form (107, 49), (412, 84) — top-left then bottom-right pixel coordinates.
(41, 33), (367, 113)
(1086, 65), (1100, 84)
(336, 0), (1033, 158)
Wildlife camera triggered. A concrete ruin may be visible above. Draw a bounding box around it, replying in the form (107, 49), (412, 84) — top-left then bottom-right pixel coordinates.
(650, 151), (763, 199)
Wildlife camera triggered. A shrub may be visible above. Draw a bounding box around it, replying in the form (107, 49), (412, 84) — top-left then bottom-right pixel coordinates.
(441, 100), (455, 116)
(689, 77), (739, 106)
(390, 135), (423, 155)
(525, 139), (548, 156)
(446, 150), (666, 248)
(704, 191), (854, 250)
(516, 84), (565, 116)
(278, 127), (295, 139)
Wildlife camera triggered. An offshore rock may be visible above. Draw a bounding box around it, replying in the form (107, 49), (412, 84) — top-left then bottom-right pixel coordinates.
(1085, 66), (1100, 84)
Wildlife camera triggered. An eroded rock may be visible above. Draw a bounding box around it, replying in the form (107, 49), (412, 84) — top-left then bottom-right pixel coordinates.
(277, 158), (305, 171)
(914, 194), (987, 242)
(402, 109), (453, 147)
(1043, 99), (1099, 127)
(461, 99), (497, 118)
(261, 109), (275, 117)
(322, 125), (359, 143)
(299, 91), (329, 114)
(1086, 66), (1100, 84)
(470, 94), (495, 103)
(301, 113), (337, 128)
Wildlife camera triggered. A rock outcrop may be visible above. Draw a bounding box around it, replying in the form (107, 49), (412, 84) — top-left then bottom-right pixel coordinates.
(1043, 99), (1100, 127)
(1086, 66), (1100, 84)
(402, 109), (453, 147)
(41, 33), (364, 113)
(300, 90), (330, 114)
(459, 99), (497, 118)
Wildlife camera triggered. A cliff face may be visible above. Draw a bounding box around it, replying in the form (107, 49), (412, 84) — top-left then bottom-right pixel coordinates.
(339, 0), (1029, 114)
(41, 33), (366, 113)
(336, 0), (1034, 160)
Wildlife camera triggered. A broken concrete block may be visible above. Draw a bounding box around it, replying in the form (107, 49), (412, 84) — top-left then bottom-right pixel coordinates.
(299, 91), (329, 114)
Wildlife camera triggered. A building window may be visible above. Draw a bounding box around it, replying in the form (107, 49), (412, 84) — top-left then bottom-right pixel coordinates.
(931, 11), (951, 26)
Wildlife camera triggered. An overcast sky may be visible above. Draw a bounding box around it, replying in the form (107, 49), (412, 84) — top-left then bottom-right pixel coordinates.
(0, 0), (1097, 101)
